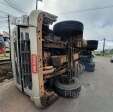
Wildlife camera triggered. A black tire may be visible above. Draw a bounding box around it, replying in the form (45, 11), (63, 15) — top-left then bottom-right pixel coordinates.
(85, 63), (95, 72)
(53, 21), (84, 38)
(87, 40), (98, 51)
(54, 78), (81, 98)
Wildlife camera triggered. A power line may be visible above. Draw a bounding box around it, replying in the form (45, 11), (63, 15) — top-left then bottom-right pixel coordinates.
(0, 19), (8, 22)
(59, 4), (113, 15)
(99, 39), (113, 42)
(103, 39), (113, 41)
(0, 25), (8, 28)
(0, 24), (8, 27)
(0, 19), (7, 22)
(3, 0), (26, 13)
(0, 10), (9, 15)
(0, 18), (7, 21)
(0, 1), (8, 6)
(0, 16), (7, 18)
(0, 1), (6, 5)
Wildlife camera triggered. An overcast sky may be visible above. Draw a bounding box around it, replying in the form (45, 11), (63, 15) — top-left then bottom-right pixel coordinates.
(0, 0), (113, 50)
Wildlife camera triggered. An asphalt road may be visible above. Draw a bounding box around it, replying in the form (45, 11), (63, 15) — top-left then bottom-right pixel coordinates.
(0, 57), (113, 112)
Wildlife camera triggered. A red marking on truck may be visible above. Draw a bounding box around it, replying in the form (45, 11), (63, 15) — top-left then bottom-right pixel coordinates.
(31, 54), (37, 73)
(0, 47), (5, 54)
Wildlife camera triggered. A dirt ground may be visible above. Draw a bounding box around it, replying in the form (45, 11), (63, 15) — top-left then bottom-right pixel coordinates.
(0, 57), (113, 112)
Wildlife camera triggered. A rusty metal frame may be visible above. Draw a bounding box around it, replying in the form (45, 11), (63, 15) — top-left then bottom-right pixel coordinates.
(37, 13), (45, 96)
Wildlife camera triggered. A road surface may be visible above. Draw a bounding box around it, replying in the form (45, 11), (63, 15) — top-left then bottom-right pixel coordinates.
(0, 57), (113, 112)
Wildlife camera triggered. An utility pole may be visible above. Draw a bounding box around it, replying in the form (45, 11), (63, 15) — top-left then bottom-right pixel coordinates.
(8, 15), (11, 60)
(36, 0), (38, 10)
(36, 0), (42, 10)
(8, 15), (11, 39)
(103, 38), (106, 56)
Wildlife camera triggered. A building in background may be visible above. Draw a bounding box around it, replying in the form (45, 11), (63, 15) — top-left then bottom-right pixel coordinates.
(0, 32), (10, 52)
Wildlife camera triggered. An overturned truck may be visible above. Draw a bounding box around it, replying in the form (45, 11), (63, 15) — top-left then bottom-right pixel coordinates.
(11, 10), (85, 108)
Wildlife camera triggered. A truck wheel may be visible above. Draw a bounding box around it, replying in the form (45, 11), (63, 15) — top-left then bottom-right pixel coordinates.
(87, 40), (98, 50)
(54, 78), (81, 98)
(53, 21), (84, 38)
